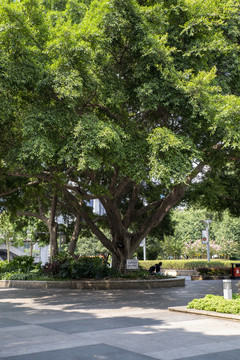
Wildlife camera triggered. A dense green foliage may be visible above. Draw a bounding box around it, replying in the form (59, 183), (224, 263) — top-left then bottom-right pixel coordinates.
(0, 255), (35, 272)
(151, 208), (240, 259)
(172, 208), (240, 246)
(0, 255), (42, 280)
(0, 212), (24, 252)
(0, 255), (120, 279)
(0, 255), (172, 280)
(187, 294), (240, 314)
(42, 254), (119, 279)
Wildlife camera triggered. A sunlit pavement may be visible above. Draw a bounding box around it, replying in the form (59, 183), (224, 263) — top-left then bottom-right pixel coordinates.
(0, 278), (239, 360)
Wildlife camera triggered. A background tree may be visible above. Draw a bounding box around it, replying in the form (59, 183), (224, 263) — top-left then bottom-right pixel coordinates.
(160, 235), (183, 260)
(0, 212), (23, 261)
(164, 207), (240, 259)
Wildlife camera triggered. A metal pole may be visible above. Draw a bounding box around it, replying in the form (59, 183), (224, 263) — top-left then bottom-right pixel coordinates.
(206, 225), (210, 262)
(30, 240), (33, 257)
(6, 236), (10, 262)
(143, 238), (146, 261)
(204, 220), (211, 262)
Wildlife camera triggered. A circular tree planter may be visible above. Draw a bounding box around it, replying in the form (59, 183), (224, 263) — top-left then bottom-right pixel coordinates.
(0, 277), (185, 290)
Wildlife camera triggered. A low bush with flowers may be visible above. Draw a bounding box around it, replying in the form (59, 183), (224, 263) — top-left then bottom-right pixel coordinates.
(182, 239), (222, 259)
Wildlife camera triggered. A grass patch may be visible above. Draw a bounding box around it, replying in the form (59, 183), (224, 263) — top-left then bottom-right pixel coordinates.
(187, 294), (240, 314)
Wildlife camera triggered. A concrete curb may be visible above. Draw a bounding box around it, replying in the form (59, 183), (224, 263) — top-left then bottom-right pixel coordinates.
(163, 269), (198, 276)
(168, 305), (240, 321)
(191, 275), (231, 281)
(0, 277), (185, 290)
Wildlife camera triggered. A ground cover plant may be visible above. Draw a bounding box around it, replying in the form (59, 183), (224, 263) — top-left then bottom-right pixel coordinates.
(0, 255), (43, 280)
(187, 294), (240, 315)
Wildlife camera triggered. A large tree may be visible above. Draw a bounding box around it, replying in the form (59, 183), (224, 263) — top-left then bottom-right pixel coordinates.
(1, 0), (240, 272)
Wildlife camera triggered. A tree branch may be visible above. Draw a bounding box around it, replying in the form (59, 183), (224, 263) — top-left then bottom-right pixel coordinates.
(122, 184), (140, 228)
(135, 199), (163, 218)
(49, 195), (58, 226)
(114, 177), (134, 203)
(131, 162), (206, 249)
(0, 181), (40, 197)
(63, 188), (114, 252)
(17, 211), (47, 224)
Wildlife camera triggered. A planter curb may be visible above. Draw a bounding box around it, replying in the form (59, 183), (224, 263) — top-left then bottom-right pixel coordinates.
(191, 275), (231, 281)
(163, 269), (198, 276)
(0, 277), (185, 290)
(168, 305), (240, 321)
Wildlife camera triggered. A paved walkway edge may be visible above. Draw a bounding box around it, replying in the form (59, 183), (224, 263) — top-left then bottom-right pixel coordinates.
(0, 277), (185, 290)
(168, 305), (240, 321)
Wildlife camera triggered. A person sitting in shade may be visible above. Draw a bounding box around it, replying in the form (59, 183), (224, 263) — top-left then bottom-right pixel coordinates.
(148, 265), (156, 275)
(155, 262), (162, 274)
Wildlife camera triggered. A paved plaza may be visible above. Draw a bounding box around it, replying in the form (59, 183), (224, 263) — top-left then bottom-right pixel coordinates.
(0, 278), (240, 360)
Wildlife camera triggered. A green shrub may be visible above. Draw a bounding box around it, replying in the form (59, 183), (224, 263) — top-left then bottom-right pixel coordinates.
(1, 255), (120, 280)
(41, 253), (73, 277)
(0, 270), (52, 281)
(187, 294), (240, 314)
(71, 256), (119, 279)
(42, 255), (120, 280)
(0, 256), (36, 273)
(139, 259), (233, 270)
(72, 257), (101, 279)
(0, 261), (8, 272)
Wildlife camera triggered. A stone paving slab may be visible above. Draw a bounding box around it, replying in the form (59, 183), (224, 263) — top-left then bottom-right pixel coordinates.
(175, 348), (240, 360)
(1, 344), (157, 360)
(39, 316), (159, 334)
(0, 279), (240, 360)
(0, 318), (27, 328)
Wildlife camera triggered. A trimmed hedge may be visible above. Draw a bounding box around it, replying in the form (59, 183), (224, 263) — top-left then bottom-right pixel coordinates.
(187, 294), (240, 314)
(139, 259), (234, 270)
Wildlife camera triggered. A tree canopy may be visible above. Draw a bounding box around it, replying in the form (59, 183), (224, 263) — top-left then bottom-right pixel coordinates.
(1, 0), (240, 271)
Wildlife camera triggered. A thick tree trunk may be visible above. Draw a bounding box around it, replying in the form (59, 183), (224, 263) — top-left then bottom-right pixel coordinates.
(49, 222), (58, 257)
(112, 247), (133, 274)
(48, 195), (59, 257)
(68, 216), (81, 256)
(111, 231), (135, 274)
(112, 252), (126, 273)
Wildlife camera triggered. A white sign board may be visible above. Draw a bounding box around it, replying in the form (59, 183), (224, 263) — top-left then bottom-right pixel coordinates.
(139, 239), (146, 247)
(202, 230), (208, 244)
(126, 259), (139, 270)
